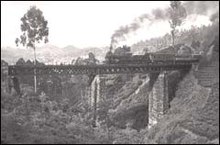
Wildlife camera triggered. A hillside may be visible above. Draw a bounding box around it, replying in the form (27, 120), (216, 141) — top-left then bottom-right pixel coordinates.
(143, 48), (219, 144)
(144, 72), (219, 144)
(1, 45), (108, 65)
(109, 74), (149, 130)
(131, 21), (219, 54)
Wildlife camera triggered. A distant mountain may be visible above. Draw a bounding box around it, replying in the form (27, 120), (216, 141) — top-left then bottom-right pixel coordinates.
(1, 44), (108, 65)
(1, 47), (32, 64)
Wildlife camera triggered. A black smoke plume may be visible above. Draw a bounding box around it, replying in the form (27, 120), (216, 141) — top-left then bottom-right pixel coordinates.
(110, 8), (168, 46)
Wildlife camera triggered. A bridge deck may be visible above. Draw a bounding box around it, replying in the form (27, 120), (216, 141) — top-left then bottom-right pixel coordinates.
(8, 59), (198, 76)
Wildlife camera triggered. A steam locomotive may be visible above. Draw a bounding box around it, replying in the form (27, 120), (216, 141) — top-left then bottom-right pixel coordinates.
(105, 45), (201, 65)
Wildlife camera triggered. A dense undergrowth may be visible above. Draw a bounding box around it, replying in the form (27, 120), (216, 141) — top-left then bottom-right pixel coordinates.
(1, 83), (147, 144)
(1, 90), (100, 144)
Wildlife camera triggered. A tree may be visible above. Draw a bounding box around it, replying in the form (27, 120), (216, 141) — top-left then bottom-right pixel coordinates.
(143, 47), (149, 54)
(109, 44), (113, 52)
(1, 60), (8, 83)
(15, 6), (49, 93)
(16, 58), (26, 65)
(87, 52), (99, 65)
(26, 59), (34, 66)
(168, 1), (187, 47)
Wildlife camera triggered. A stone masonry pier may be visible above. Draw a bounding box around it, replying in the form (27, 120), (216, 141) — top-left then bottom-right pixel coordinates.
(148, 71), (170, 128)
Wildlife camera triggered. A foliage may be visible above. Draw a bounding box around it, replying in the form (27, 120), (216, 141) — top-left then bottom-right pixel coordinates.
(168, 1), (187, 46)
(132, 22), (219, 53)
(15, 6), (49, 93)
(16, 58), (26, 65)
(15, 58), (45, 66)
(168, 1), (187, 28)
(110, 126), (144, 144)
(15, 6), (49, 48)
(1, 60), (8, 83)
(1, 83), (146, 144)
(1, 86), (111, 144)
(144, 68), (219, 144)
(74, 52), (98, 65)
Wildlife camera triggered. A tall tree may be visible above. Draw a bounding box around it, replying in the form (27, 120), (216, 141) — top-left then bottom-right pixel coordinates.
(15, 6), (49, 93)
(16, 58), (26, 65)
(168, 1), (187, 47)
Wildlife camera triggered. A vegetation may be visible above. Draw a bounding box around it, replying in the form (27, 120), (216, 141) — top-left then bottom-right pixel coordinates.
(168, 1), (187, 46)
(144, 69), (219, 144)
(1, 88), (107, 144)
(15, 6), (49, 93)
(74, 52), (99, 65)
(132, 21), (219, 54)
(1, 3), (219, 142)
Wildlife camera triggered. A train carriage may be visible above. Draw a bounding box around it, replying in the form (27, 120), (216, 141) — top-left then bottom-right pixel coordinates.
(105, 45), (201, 65)
(149, 53), (176, 64)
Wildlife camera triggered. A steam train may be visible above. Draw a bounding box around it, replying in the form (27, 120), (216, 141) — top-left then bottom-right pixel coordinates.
(105, 46), (201, 65)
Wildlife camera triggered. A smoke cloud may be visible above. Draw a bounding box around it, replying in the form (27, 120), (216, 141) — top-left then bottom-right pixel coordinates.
(210, 11), (219, 22)
(110, 8), (168, 46)
(182, 1), (219, 16)
(110, 1), (219, 47)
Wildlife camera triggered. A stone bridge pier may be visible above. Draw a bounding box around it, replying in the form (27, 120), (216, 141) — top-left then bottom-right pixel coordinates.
(87, 74), (107, 127)
(148, 71), (169, 129)
(88, 71), (185, 128)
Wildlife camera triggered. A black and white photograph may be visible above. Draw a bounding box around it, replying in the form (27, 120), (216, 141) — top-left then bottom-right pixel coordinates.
(1, 1), (219, 144)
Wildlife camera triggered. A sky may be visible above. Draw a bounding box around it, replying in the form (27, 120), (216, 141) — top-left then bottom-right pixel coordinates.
(1, 1), (213, 49)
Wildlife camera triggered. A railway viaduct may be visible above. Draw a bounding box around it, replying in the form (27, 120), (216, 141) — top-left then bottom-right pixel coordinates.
(7, 59), (198, 128)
